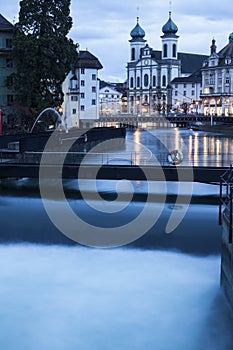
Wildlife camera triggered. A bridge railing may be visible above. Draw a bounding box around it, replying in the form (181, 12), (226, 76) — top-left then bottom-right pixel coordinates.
(1, 149), (233, 168)
(219, 164), (233, 243)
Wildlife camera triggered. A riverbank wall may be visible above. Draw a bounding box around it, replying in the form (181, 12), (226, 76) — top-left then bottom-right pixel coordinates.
(221, 215), (233, 310)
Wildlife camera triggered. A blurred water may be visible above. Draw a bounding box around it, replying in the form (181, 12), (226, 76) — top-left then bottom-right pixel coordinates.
(0, 244), (232, 350)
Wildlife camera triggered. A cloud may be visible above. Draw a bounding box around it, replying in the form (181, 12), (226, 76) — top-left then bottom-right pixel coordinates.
(3, 0), (233, 81)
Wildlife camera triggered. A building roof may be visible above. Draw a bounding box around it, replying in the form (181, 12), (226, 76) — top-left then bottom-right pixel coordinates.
(171, 69), (202, 84)
(130, 17), (146, 42)
(150, 50), (208, 74)
(162, 12), (178, 35)
(76, 50), (103, 70)
(0, 14), (13, 31)
(178, 52), (208, 74)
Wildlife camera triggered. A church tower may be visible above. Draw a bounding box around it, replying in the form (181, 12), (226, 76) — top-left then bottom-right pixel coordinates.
(161, 11), (179, 60)
(129, 17), (146, 62)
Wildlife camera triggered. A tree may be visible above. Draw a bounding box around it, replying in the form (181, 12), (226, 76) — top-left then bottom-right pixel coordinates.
(12, 0), (78, 120)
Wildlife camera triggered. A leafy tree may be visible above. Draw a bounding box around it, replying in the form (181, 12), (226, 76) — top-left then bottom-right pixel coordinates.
(12, 0), (78, 120)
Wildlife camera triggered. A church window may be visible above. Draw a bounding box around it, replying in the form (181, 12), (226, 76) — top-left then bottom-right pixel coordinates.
(132, 48), (135, 61)
(144, 74), (149, 87)
(162, 75), (166, 87)
(137, 76), (140, 88)
(163, 44), (167, 58)
(130, 77), (134, 88)
(152, 75), (156, 87)
(172, 44), (176, 58)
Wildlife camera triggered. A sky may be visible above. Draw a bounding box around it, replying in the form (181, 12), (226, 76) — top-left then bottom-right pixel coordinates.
(2, 0), (233, 82)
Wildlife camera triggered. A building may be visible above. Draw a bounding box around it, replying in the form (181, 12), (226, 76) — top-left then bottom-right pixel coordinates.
(171, 70), (203, 114)
(62, 50), (103, 128)
(127, 13), (208, 116)
(201, 36), (233, 116)
(0, 14), (15, 126)
(99, 81), (124, 116)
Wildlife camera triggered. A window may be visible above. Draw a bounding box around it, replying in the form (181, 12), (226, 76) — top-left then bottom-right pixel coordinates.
(81, 68), (85, 74)
(144, 74), (149, 87)
(92, 99), (96, 105)
(81, 80), (85, 86)
(92, 74), (96, 80)
(226, 77), (230, 84)
(130, 77), (134, 88)
(172, 44), (176, 58)
(191, 90), (195, 96)
(81, 93), (85, 98)
(92, 86), (96, 93)
(71, 96), (78, 101)
(175, 91), (178, 96)
(137, 76), (140, 88)
(6, 38), (12, 48)
(6, 59), (13, 68)
(192, 83), (195, 88)
(163, 44), (167, 58)
(81, 105), (85, 111)
(162, 75), (166, 87)
(183, 83), (186, 88)
(175, 84), (178, 88)
(183, 91), (186, 96)
(131, 48), (135, 61)
(72, 109), (76, 114)
(152, 75), (156, 87)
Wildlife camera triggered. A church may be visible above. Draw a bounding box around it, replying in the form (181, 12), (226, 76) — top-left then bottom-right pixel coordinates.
(126, 12), (208, 116)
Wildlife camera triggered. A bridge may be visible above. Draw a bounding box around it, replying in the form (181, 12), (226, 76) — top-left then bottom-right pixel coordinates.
(0, 161), (228, 184)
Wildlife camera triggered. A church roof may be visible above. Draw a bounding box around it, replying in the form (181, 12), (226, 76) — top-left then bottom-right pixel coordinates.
(130, 17), (146, 41)
(0, 14), (13, 31)
(76, 50), (103, 70)
(151, 50), (208, 75)
(162, 12), (178, 35)
(178, 52), (208, 74)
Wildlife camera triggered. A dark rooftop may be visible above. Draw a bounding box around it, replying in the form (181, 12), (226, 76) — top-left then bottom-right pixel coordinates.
(76, 50), (103, 70)
(0, 14), (13, 31)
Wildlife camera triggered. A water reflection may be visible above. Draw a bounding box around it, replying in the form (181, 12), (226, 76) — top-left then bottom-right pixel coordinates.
(127, 128), (233, 167)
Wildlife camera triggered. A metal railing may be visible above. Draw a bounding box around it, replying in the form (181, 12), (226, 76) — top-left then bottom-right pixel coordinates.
(1, 149), (233, 167)
(219, 164), (233, 244)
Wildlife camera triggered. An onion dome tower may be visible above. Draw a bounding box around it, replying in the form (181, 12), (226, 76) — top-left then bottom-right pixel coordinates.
(161, 11), (179, 60)
(129, 17), (146, 62)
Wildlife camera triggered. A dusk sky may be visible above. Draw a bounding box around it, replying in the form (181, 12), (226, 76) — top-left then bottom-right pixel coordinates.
(2, 0), (233, 82)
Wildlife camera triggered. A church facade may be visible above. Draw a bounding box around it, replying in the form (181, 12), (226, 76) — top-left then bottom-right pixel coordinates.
(126, 13), (208, 116)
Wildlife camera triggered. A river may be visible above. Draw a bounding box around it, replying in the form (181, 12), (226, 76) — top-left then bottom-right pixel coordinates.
(0, 127), (232, 349)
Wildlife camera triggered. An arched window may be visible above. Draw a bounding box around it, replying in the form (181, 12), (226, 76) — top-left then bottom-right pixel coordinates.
(131, 48), (135, 61)
(163, 44), (167, 58)
(172, 44), (176, 58)
(144, 74), (149, 87)
(137, 76), (140, 88)
(130, 77), (134, 88)
(162, 75), (166, 87)
(152, 75), (156, 87)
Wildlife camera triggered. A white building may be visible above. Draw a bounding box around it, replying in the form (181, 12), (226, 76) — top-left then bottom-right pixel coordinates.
(127, 13), (208, 116)
(99, 82), (123, 116)
(201, 36), (233, 116)
(171, 70), (203, 114)
(62, 50), (102, 128)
